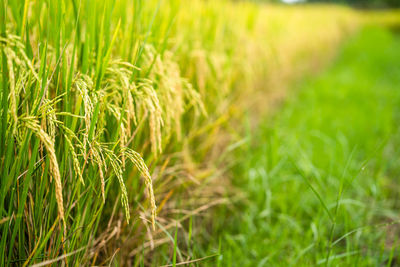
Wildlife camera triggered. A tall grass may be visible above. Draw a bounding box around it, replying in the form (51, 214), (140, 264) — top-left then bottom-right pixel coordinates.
(0, 0), (391, 265)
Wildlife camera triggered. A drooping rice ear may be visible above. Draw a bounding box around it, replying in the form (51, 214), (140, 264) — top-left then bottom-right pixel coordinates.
(91, 143), (106, 203)
(24, 120), (65, 224)
(75, 74), (94, 153)
(104, 147), (131, 223)
(63, 130), (85, 185)
(121, 147), (156, 230)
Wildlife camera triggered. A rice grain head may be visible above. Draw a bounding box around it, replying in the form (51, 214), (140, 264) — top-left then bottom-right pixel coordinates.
(23, 119), (65, 225)
(75, 74), (94, 152)
(91, 143), (106, 202)
(5, 47), (18, 132)
(122, 147), (156, 230)
(104, 148), (130, 222)
(63, 129), (85, 185)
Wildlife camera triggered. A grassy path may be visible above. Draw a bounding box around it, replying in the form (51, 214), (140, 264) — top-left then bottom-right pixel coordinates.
(217, 27), (400, 266)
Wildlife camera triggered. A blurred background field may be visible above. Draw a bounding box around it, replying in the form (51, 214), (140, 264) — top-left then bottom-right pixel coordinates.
(1, 0), (400, 266)
(207, 26), (400, 266)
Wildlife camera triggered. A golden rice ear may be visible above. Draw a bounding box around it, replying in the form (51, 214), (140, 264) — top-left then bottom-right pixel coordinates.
(137, 79), (163, 156)
(24, 120), (65, 223)
(183, 80), (207, 116)
(121, 147), (156, 230)
(127, 86), (137, 126)
(104, 148), (131, 223)
(63, 131), (85, 185)
(91, 143), (106, 203)
(0, 34), (39, 81)
(43, 99), (57, 143)
(4, 47), (18, 133)
(74, 74), (94, 153)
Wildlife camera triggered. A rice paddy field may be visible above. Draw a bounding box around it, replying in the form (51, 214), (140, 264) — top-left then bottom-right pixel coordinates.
(1, 0), (400, 266)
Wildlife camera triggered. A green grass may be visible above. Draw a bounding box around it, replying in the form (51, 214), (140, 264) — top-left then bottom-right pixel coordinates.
(210, 27), (400, 266)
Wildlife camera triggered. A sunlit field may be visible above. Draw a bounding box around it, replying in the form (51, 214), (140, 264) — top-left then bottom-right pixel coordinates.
(1, 0), (400, 265)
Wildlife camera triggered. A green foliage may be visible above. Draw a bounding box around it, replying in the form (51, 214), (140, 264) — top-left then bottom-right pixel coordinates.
(206, 27), (400, 265)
